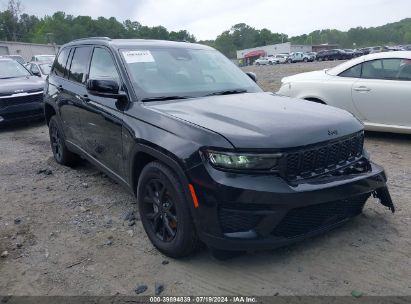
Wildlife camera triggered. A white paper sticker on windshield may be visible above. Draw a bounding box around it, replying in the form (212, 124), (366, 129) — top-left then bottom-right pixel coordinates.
(122, 50), (155, 63)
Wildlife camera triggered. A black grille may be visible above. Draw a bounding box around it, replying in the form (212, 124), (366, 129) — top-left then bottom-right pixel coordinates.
(219, 208), (262, 233)
(272, 194), (369, 238)
(284, 132), (364, 180)
(0, 93), (43, 109)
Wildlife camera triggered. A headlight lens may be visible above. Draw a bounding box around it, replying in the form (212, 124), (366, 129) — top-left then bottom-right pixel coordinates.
(206, 151), (282, 170)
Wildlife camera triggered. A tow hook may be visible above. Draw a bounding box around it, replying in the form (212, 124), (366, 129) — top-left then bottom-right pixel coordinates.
(373, 187), (395, 213)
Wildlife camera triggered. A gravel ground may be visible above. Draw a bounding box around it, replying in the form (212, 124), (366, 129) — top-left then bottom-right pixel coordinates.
(0, 61), (410, 297)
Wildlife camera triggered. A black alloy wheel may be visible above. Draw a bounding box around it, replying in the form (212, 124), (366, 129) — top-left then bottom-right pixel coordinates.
(137, 161), (198, 257)
(48, 116), (79, 166)
(50, 121), (63, 163)
(141, 178), (178, 242)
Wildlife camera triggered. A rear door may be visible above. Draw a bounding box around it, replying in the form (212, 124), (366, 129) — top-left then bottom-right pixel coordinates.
(80, 46), (125, 176)
(59, 46), (92, 146)
(351, 58), (411, 127)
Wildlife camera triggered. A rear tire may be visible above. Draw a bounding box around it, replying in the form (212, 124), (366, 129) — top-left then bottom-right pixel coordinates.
(137, 161), (198, 258)
(48, 116), (80, 166)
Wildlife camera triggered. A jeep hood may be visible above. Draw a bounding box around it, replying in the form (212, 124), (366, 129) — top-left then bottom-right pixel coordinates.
(148, 92), (363, 149)
(0, 76), (45, 95)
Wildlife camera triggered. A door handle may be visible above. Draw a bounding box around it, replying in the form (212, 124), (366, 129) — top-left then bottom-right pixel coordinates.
(354, 86), (371, 92)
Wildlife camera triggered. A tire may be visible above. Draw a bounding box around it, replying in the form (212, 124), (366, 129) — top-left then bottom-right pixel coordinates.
(48, 115), (80, 166)
(303, 58), (308, 62)
(269, 61), (273, 65)
(137, 161), (198, 258)
(256, 62), (260, 66)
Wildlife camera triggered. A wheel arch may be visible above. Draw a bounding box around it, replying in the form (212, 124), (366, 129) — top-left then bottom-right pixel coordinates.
(303, 97), (327, 105)
(129, 144), (192, 199)
(44, 103), (57, 125)
(129, 144), (201, 222)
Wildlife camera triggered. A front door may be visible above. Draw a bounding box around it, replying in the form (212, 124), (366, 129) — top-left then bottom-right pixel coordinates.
(80, 46), (125, 177)
(352, 58), (411, 127)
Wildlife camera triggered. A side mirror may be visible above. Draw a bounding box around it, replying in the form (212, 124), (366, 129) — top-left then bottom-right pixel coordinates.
(86, 78), (125, 98)
(246, 72), (257, 82)
(32, 71), (41, 77)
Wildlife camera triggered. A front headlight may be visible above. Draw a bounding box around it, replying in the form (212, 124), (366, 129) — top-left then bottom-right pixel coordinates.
(205, 151), (282, 171)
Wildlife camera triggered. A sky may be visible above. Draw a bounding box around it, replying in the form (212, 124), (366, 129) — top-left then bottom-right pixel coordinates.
(5, 0), (411, 40)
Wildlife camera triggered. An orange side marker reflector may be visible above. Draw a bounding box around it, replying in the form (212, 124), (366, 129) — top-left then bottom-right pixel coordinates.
(188, 184), (199, 208)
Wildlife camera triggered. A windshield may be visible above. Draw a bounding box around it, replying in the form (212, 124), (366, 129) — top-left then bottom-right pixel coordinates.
(120, 47), (262, 100)
(39, 63), (52, 75)
(7, 56), (25, 65)
(36, 55), (55, 62)
(0, 60), (31, 79)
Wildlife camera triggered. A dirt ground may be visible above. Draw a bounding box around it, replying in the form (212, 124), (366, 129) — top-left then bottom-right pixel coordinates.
(0, 61), (410, 297)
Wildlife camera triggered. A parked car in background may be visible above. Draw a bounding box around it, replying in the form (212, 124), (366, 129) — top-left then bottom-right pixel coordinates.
(27, 62), (52, 79)
(44, 38), (394, 258)
(271, 54), (288, 64)
(31, 54), (56, 62)
(0, 55), (26, 66)
(316, 49), (349, 61)
(254, 56), (277, 65)
(343, 49), (355, 58)
(287, 52), (308, 63)
(303, 52), (316, 62)
(278, 51), (411, 134)
(0, 58), (45, 124)
(352, 49), (365, 57)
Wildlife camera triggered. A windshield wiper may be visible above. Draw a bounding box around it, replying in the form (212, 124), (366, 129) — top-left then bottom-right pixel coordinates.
(141, 95), (193, 102)
(205, 89), (247, 96)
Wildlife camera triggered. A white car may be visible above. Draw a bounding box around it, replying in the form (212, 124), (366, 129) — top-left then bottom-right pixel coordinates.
(254, 57), (274, 65)
(278, 51), (411, 134)
(27, 61), (52, 79)
(272, 54), (288, 64)
(31, 54), (56, 63)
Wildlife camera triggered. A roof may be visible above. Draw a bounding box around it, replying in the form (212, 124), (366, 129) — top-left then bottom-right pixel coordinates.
(327, 51), (411, 75)
(61, 37), (214, 51)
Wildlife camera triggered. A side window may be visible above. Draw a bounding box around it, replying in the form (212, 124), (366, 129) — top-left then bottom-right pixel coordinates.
(89, 48), (120, 82)
(361, 60), (384, 79)
(382, 59), (406, 80)
(68, 47), (92, 84)
(52, 48), (70, 77)
(396, 59), (411, 81)
(339, 64), (362, 78)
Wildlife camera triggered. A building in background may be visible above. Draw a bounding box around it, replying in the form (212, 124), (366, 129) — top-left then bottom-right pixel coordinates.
(237, 42), (312, 63)
(0, 41), (59, 62)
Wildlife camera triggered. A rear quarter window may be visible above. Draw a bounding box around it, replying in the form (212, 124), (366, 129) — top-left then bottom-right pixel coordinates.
(52, 48), (70, 78)
(339, 64), (362, 78)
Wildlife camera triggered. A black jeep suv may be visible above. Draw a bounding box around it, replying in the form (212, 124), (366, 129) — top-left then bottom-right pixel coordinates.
(44, 38), (394, 258)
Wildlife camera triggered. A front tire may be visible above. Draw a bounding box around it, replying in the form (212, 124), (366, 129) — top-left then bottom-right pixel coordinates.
(48, 116), (79, 166)
(137, 161), (198, 258)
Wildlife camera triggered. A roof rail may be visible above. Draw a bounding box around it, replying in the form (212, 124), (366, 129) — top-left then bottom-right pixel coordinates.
(70, 37), (111, 42)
